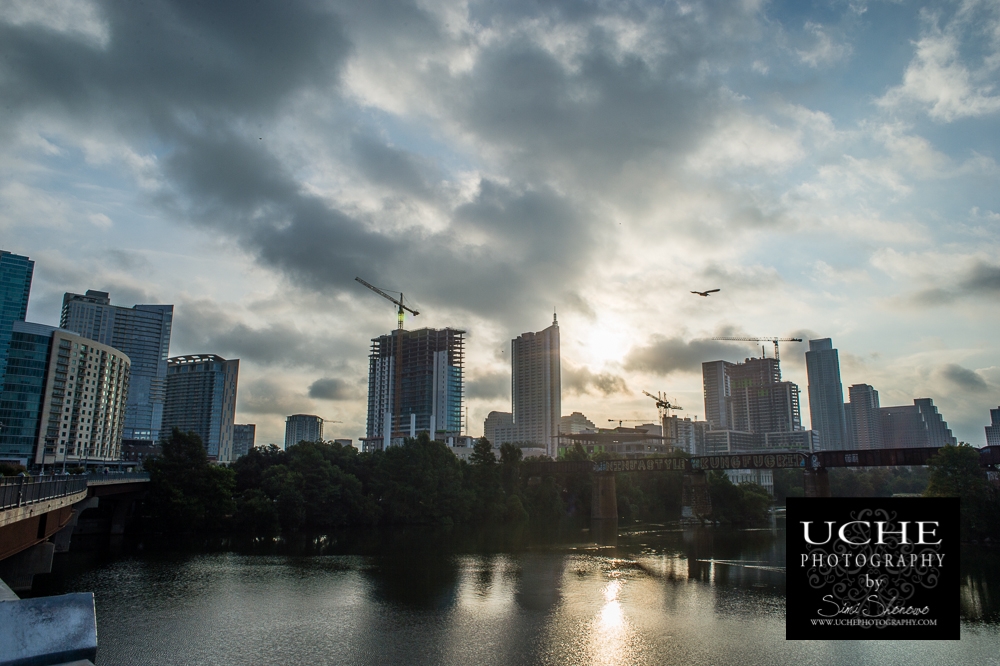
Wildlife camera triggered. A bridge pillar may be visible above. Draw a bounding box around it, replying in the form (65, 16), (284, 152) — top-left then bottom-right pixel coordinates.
(53, 497), (99, 553)
(803, 468), (831, 498)
(109, 498), (134, 536)
(591, 472), (618, 545)
(0, 541), (56, 593)
(681, 470), (712, 523)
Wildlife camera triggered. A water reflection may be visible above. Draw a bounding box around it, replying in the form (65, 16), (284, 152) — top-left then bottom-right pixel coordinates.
(26, 524), (1000, 666)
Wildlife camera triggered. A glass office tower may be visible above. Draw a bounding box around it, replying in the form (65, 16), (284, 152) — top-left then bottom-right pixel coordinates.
(0, 251), (35, 388)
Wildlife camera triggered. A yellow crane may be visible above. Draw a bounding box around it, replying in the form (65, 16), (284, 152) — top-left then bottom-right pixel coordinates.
(642, 390), (682, 418)
(355, 277), (420, 438)
(711, 336), (802, 362)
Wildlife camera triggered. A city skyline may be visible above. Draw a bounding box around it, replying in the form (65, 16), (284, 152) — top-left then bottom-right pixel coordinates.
(3, 1), (1000, 446)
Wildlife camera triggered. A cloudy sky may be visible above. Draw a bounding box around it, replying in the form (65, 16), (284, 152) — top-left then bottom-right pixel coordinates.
(3, 0), (999, 446)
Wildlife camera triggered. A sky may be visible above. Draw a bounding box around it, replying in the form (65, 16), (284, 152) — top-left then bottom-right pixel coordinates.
(2, 0), (999, 447)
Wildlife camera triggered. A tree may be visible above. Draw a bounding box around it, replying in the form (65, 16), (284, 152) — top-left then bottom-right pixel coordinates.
(925, 443), (991, 539)
(145, 428), (235, 533)
(470, 437), (497, 466)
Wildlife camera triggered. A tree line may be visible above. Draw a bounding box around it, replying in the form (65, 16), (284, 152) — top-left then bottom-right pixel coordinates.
(142, 429), (775, 534)
(143, 430), (997, 540)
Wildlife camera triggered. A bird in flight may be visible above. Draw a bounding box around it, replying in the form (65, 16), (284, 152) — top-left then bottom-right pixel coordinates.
(691, 289), (720, 297)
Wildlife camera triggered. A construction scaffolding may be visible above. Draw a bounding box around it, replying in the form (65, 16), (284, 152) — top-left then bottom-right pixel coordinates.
(366, 328), (465, 445)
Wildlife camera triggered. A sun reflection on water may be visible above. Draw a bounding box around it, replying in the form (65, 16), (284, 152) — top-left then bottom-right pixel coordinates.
(590, 575), (638, 665)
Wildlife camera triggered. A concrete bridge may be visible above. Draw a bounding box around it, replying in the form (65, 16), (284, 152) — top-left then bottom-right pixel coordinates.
(523, 446), (1000, 541)
(0, 472), (150, 592)
(0, 472), (148, 666)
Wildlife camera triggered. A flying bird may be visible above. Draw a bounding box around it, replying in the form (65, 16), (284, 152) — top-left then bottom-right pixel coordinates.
(691, 289), (720, 297)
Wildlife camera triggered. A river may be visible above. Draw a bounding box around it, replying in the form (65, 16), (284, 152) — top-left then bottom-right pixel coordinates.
(29, 523), (1000, 665)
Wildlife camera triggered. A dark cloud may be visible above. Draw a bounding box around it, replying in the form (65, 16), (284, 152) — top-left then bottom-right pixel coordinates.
(564, 365), (629, 396)
(962, 262), (1000, 295)
(466, 370), (510, 400)
(938, 364), (988, 392)
(238, 378), (304, 417)
(172, 299), (363, 369)
(913, 262), (1000, 305)
(308, 377), (357, 401)
(351, 134), (439, 199)
(0, 0), (348, 130)
(624, 335), (756, 375)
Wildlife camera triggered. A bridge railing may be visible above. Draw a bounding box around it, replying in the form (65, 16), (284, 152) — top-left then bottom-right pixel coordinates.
(84, 471), (150, 486)
(0, 475), (89, 511)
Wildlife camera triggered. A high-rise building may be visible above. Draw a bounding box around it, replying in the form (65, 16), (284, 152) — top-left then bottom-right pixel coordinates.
(845, 384), (882, 450)
(806, 338), (847, 450)
(484, 410), (514, 445)
(728, 357), (801, 434)
(701, 354), (813, 455)
(232, 423), (256, 459)
(0, 322), (129, 468)
(365, 327), (465, 450)
(702, 360), (734, 430)
(61, 290), (173, 444)
(986, 408), (1000, 447)
(880, 398), (957, 449)
(286, 414), (324, 448)
(559, 411), (595, 435)
(162, 355), (239, 462)
(511, 315), (561, 457)
(0, 251), (34, 388)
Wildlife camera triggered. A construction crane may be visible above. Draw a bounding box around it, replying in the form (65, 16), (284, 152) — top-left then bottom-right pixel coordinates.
(642, 390), (683, 418)
(355, 277), (419, 330)
(355, 277), (420, 439)
(607, 419), (655, 428)
(711, 336), (802, 362)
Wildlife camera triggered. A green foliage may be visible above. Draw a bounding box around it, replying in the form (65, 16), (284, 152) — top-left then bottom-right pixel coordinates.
(146, 428), (236, 533)
(829, 466), (929, 498)
(234, 489), (280, 535)
(707, 471), (770, 525)
(0, 462), (26, 476)
(372, 432), (473, 525)
(925, 444), (998, 540)
(470, 437), (497, 466)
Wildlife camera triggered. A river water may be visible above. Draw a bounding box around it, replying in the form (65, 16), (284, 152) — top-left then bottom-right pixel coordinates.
(31, 523), (1000, 666)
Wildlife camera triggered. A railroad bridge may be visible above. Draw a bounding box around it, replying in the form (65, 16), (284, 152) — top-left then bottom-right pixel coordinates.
(523, 446), (1000, 541)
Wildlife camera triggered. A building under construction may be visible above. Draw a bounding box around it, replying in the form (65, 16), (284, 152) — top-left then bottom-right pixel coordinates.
(701, 355), (814, 456)
(364, 327), (464, 450)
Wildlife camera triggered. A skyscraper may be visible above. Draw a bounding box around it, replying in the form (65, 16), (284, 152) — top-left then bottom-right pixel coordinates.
(511, 315), (561, 457)
(701, 354), (811, 453)
(0, 322), (130, 468)
(286, 414), (323, 448)
(986, 408), (1000, 447)
(61, 290), (173, 444)
(845, 384), (882, 450)
(162, 354), (239, 462)
(484, 410), (514, 445)
(0, 251), (34, 388)
(702, 360), (734, 430)
(880, 398), (957, 448)
(233, 424), (256, 459)
(805, 338), (847, 450)
(365, 327), (465, 449)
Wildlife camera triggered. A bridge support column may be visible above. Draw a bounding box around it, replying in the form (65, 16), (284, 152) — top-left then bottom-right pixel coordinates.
(591, 472), (618, 545)
(0, 541), (55, 593)
(681, 470), (712, 523)
(110, 498), (134, 536)
(53, 497), (99, 553)
(803, 468), (831, 498)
